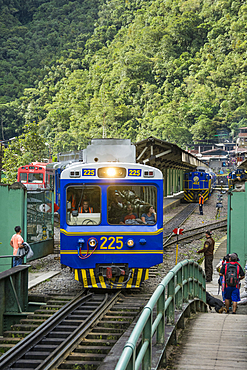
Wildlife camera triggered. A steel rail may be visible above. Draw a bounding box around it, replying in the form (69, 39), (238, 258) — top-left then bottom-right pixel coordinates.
(180, 218), (227, 234)
(163, 203), (197, 245)
(37, 291), (122, 370)
(163, 203), (196, 231)
(0, 291), (88, 369)
(164, 220), (227, 248)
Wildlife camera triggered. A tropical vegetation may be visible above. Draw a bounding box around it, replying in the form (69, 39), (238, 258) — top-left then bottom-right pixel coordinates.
(1, 0), (247, 181)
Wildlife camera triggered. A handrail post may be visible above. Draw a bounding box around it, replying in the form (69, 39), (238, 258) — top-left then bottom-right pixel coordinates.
(127, 350), (135, 370)
(176, 268), (183, 309)
(183, 265), (188, 302)
(143, 312), (152, 370)
(189, 262), (194, 299)
(194, 263), (199, 298)
(167, 275), (175, 324)
(157, 288), (165, 344)
(198, 266), (202, 300)
(202, 272), (206, 303)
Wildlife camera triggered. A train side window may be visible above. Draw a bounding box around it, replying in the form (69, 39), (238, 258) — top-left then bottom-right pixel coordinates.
(19, 173), (27, 183)
(46, 173), (49, 188)
(107, 185), (157, 225)
(49, 173), (54, 189)
(66, 185), (101, 226)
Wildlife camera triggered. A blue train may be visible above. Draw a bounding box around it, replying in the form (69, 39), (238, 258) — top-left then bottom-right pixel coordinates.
(59, 139), (164, 289)
(183, 167), (216, 202)
(228, 169), (247, 188)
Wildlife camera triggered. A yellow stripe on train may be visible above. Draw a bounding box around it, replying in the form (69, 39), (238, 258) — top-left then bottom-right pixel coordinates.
(60, 228), (163, 236)
(61, 250), (163, 255)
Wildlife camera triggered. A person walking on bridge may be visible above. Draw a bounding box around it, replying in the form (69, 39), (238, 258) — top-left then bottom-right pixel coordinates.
(197, 230), (215, 282)
(198, 193), (204, 215)
(219, 253), (245, 314)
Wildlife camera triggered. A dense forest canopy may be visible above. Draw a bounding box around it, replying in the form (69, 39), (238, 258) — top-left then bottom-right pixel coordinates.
(1, 0), (247, 176)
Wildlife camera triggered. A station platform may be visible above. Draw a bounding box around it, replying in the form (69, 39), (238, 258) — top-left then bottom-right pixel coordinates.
(163, 192), (184, 212)
(171, 236), (247, 370)
(28, 271), (60, 289)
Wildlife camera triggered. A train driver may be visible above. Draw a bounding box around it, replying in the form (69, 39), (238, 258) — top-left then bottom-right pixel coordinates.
(79, 200), (93, 213)
(120, 204), (138, 224)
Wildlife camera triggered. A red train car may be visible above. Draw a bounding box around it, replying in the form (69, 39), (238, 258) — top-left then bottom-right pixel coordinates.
(17, 162), (54, 191)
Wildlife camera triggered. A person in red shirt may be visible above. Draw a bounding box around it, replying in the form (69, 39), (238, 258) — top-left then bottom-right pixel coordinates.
(120, 204), (138, 224)
(10, 226), (24, 267)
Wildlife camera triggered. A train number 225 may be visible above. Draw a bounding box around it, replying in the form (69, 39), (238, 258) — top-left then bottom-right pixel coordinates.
(128, 169), (141, 176)
(100, 236), (123, 250)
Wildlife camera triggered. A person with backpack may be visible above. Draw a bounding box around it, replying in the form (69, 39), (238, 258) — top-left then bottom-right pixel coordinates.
(197, 230), (215, 282)
(219, 253), (245, 314)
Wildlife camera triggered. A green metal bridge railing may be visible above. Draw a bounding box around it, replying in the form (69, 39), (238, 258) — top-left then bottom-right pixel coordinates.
(115, 259), (206, 370)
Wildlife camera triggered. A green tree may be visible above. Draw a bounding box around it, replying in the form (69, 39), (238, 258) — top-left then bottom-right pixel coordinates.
(2, 122), (47, 184)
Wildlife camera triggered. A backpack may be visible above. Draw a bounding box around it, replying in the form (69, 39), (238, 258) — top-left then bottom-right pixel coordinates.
(225, 263), (239, 287)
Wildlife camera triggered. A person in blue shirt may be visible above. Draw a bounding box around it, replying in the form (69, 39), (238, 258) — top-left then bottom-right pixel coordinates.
(141, 205), (156, 224)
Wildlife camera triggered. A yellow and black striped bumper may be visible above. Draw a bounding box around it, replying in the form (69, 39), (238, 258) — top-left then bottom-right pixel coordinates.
(75, 268), (149, 289)
(184, 189), (209, 202)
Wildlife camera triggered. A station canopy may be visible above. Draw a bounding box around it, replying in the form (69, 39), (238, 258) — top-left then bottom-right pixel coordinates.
(238, 158), (247, 170)
(135, 137), (205, 171)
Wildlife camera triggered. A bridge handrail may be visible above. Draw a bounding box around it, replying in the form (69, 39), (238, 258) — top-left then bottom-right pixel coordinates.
(115, 259), (206, 370)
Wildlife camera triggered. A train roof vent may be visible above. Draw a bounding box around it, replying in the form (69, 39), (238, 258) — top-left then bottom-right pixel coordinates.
(70, 171), (80, 178)
(84, 139), (136, 163)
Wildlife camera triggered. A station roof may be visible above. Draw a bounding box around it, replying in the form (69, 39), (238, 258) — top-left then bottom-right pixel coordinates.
(238, 158), (247, 169)
(135, 137), (205, 171)
(200, 148), (229, 156)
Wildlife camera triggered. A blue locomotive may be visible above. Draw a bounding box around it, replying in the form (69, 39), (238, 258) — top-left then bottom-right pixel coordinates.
(59, 139), (163, 289)
(183, 167), (216, 202)
(228, 169), (247, 188)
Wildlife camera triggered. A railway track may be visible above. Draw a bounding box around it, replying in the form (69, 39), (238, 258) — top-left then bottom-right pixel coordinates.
(164, 218), (227, 247)
(0, 294), (78, 355)
(0, 291), (150, 370)
(163, 203), (197, 245)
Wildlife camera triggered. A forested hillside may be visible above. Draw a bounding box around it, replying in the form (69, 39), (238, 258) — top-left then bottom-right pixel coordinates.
(1, 0), (247, 161)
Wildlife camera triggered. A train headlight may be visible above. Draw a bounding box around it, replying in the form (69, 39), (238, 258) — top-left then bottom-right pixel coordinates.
(107, 168), (116, 177)
(127, 239), (135, 248)
(98, 167), (126, 178)
(88, 238), (98, 248)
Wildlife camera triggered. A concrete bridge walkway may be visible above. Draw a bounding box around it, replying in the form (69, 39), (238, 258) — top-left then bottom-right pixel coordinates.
(166, 236), (247, 369)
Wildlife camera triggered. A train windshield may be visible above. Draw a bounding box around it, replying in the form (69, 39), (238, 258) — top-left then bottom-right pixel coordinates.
(66, 186), (101, 226)
(108, 185), (157, 225)
(28, 173), (43, 183)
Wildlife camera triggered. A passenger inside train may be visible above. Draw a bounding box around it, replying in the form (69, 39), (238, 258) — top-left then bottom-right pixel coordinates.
(107, 186), (157, 225)
(119, 204), (138, 224)
(141, 205), (157, 224)
(66, 185), (157, 226)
